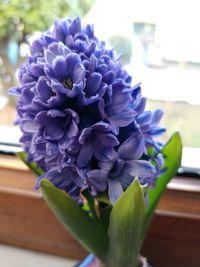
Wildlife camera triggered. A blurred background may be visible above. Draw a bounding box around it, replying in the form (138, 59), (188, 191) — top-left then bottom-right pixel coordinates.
(1, 0), (200, 169)
(0, 0), (94, 124)
(0, 2), (199, 266)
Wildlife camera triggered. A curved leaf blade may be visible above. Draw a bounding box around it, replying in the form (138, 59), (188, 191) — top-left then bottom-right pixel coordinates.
(142, 132), (182, 241)
(82, 191), (99, 222)
(40, 179), (109, 262)
(106, 179), (144, 267)
(100, 205), (112, 233)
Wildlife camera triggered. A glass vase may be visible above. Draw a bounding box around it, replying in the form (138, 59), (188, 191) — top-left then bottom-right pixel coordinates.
(76, 254), (153, 267)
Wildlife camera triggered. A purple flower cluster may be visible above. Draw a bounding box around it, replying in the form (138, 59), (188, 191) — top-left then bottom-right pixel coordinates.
(10, 17), (165, 203)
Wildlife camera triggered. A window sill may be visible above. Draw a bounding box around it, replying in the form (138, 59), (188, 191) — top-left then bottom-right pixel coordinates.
(0, 154), (200, 266)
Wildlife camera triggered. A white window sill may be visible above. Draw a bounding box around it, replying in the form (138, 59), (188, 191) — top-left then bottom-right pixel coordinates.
(0, 244), (77, 267)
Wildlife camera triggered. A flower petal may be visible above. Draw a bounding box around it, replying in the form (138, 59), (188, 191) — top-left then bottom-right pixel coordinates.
(77, 143), (93, 167)
(119, 172), (134, 190)
(86, 72), (102, 96)
(44, 123), (64, 140)
(108, 108), (136, 127)
(64, 166), (85, 187)
(125, 160), (156, 177)
(8, 86), (22, 96)
(108, 179), (123, 205)
(135, 97), (146, 115)
(94, 143), (115, 161)
(108, 91), (131, 113)
(98, 133), (119, 147)
(73, 63), (85, 83)
(68, 17), (81, 36)
(118, 134), (145, 160)
(136, 111), (152, 125)
(44, 49), (56, 65)
(151, 109), (164, 126)
(52, 56), (68, 81)
(66, 53), (81, 76)
(36, 77), (52, 101)
(21, 119), (39, 133)
(87, 169), (108, 191)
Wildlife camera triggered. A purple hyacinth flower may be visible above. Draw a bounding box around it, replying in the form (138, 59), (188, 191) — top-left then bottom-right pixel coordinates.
(9, 16), (165, 202)
(77, 122), (119, 168)
(98, 134), (156, 204)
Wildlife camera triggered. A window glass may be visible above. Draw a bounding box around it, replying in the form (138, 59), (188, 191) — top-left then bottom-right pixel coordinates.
(1, 0), (200, 170)
(85, 0), (200, 156)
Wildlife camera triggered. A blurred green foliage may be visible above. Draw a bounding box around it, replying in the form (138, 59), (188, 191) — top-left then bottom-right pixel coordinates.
(0, 0), (95, 40)
(0, 0), (94, 101)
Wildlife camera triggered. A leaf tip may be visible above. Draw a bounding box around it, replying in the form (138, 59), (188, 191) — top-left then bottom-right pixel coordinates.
(40, 178), (51, 189)
(171, 131), (182, 145)
(132, 177), (143, 193)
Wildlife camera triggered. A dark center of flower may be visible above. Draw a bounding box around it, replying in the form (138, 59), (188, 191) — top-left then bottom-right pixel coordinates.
(62, 78), (73, 89)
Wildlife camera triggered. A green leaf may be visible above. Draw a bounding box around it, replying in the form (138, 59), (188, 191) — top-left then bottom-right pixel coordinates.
(100, 205), (112, 233)
(40, 179), (109, 262)
(17, 151), (44, 176)
(141, 132), (182, 244)
(82, 191), (99, 222)
(97, 192), (111, 205)
(106, 179), (145, 267)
